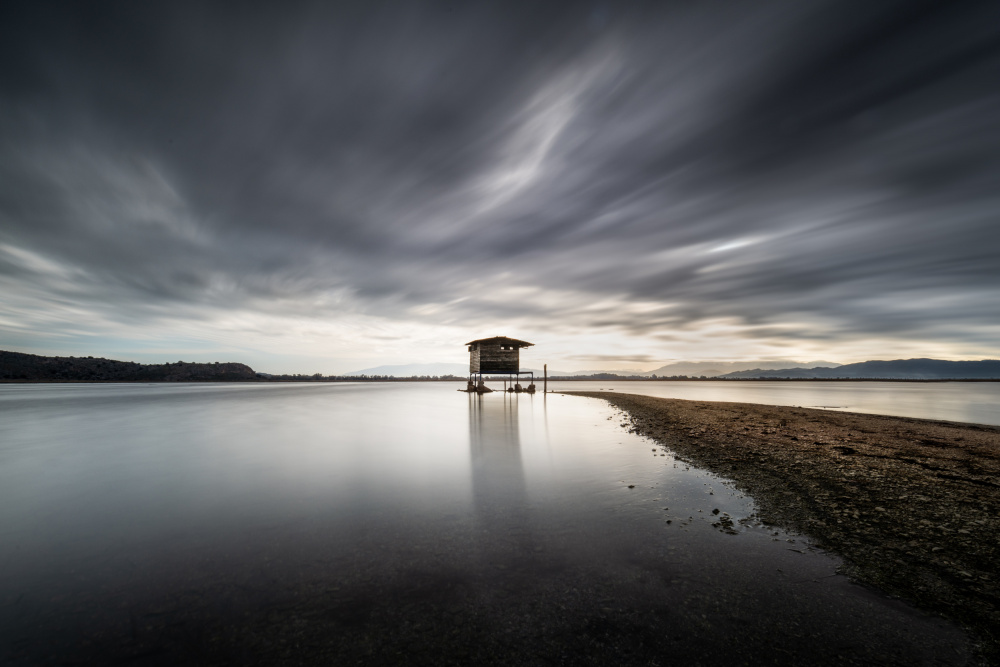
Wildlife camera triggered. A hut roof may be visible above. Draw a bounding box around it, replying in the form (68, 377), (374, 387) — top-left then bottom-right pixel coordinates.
(466, 336), (534, 348)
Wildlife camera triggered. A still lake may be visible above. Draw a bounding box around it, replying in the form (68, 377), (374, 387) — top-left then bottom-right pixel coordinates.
(546, 379), (1000, 426)
(0, 382), (977, 664)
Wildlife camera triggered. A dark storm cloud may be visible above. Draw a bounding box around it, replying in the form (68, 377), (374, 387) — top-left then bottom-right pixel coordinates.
(2, 0), (999, 347)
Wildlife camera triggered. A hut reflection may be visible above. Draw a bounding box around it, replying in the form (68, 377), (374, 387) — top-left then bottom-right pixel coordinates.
(468, 393), (536, 556)
(469, 392), (527, 510)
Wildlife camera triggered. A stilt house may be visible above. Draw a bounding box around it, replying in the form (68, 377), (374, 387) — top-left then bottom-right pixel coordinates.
(467, 336), (533, 374)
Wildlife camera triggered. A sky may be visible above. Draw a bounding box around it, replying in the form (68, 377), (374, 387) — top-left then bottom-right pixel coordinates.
(1, 0), (999, 374)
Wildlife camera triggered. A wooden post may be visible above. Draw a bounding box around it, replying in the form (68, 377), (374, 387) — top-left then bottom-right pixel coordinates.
(544, 364), (547, 393)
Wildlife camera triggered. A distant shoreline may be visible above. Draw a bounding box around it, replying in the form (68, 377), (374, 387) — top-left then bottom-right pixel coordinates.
(3, 377), (999, 384)
(4, 350), (999, 383)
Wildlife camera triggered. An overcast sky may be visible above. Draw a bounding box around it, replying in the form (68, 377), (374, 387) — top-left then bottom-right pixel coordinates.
(2, 0), (999, 373)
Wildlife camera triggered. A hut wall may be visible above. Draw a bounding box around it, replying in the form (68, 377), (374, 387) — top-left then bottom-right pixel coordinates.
(469, 342), (519, 374)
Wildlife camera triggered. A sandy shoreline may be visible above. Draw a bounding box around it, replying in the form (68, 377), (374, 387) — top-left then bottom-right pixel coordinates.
(564, 391), (1000, 663)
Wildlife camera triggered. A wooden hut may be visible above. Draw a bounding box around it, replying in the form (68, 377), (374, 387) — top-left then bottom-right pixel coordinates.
(466, 336), (535, 393)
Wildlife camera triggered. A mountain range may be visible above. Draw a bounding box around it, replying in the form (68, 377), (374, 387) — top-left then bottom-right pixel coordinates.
(637, 360), (840, 377)
(719, 359), (1000, 379)
(346, 359), (1000, 379)
(7, 351), (995, 381)
(344, 360), (840, 377)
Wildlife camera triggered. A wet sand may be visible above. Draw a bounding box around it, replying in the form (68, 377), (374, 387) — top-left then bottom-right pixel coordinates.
(565, 391), (1000, 663)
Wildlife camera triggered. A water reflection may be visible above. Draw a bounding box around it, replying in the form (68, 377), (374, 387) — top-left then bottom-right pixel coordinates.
(547, 380), (1000, 425)
(0, 384), (972, 665)
(468, 393), (539, 560)
(469, 393), (526, 506)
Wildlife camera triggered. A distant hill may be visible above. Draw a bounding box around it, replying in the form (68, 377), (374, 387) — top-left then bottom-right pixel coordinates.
(345, 360), (842, 378)
(642, 360), (840, 377)
(719, 359), (1000, 379)
(343, 362), (470, 377)
(344, 363), (583, 377)
(0, 351), (258, 382)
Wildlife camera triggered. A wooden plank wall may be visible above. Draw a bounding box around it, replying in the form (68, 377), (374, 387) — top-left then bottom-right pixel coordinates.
(469, 342), (519, 373)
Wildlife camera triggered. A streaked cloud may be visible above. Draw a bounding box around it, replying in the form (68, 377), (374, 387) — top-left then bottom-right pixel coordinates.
(1, 1), (998, 372)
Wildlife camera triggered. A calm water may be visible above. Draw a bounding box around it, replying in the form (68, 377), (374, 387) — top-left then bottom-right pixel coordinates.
(0, 383), (968, 664)
(549, 379), (1000, 426)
